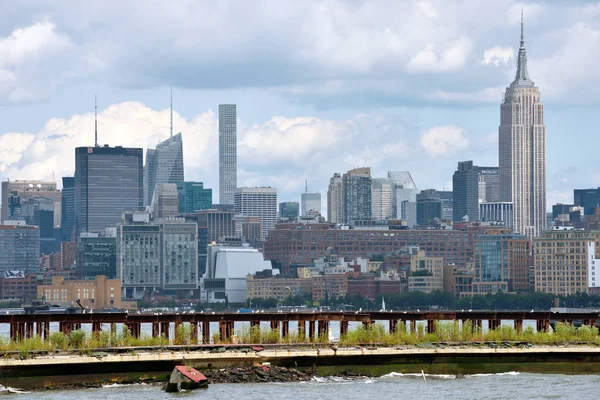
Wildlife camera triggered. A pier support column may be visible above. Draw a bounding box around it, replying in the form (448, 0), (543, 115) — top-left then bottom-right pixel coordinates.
(514, 319), (523, 333)
(297, 321), (306, 339)
(191, 323), (199, 344)
(475, 320), (482, 332)
(270, 320), (280, 331)
(317, 320), (329, 339)
(36, 322), (43, 338)
(281, 321), (289, 338)
(488, 319), (497, 330)
(218, 321), (227, 342)
(92, 321), (102, 335)
(308, 321), (316, 341)
(410, 320), (417, 334)
(152, 322), (160, 338)
(227, 321), (235, 340)
(201, 321), (210, 344)
(25, 322), (34, 338)
(426, 320), (435, 334)
(160, 322), (170, 339)
(340, 320), (349, 338)
(174, 320), (182, 338)
(389, 319), (398, 333)
(10, 323), (18, 341)
(43, 322), (50, 339)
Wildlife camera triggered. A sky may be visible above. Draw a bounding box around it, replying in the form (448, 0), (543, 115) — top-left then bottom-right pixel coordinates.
(0, 0), (599, 211)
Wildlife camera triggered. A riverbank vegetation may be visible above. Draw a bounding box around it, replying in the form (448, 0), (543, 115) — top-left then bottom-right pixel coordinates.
(1, 322), (600, 355)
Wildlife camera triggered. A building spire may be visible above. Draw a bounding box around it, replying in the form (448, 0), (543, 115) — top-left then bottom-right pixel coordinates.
(170, 85), (173, 138)
(511, 8), (533, 87)
(94, 94), (98, 147)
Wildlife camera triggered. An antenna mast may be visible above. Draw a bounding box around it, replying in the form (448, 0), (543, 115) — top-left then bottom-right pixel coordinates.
(170, 85), (173, 137)
(94, 95), (98, 147)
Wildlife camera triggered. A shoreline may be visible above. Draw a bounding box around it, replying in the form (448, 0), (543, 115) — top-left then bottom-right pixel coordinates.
(2, 343), (600, 390)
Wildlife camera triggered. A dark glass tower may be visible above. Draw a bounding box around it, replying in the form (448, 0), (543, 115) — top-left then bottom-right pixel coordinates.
(61, 177), (75, 242)
(75, 146), (143, 235)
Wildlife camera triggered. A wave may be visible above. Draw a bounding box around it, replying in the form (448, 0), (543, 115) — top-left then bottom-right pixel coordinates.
(466, 371), (520, 377)
(382, 372), (455, 380)
(102, 382), (149, 388)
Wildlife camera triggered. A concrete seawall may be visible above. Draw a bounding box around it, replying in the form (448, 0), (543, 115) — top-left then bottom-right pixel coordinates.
(2, 346), (600, 389)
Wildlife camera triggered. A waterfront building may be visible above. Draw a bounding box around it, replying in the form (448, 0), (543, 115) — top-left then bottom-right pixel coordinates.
(246, 274), (313, 302)
(407, 250), (444, 293)
(327, 173), (343, 224)
(472, 234), (530, 294)
(61, 177), (75, 242)
(301, 192), (321, 217)
(264, 224), (482, 274)
(143, 133), (184, 206)
(534, 230), (600, 296)
(416, 189), (441, 225)
(202, 241), (275, 303)
(279, 201), (299, 220)
(177, 182), (212, 214)
(75, 146), (143, 235)
(37, 275), (135, 309)
(0, 225), (40, 274)
(234, 187), (277, 240)
(342, 167), (371, 223)
(76, 231), (117, 279)
(150, 183), (179, 219)
(479, 202), (514, 229)
(498, 16), (546, 238)
(219, 104), (237, 205)
(452, 161), (499, 222)
(574, 188), (600, 216)
(371, 178), (394, 220)
(0, 272), (42, 301)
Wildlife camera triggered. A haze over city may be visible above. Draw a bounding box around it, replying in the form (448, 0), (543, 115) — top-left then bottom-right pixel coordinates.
(0, 1), (599, 209)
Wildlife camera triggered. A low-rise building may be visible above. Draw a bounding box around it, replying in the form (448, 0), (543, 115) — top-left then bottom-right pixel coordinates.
(0, 272), (42, 301)
(246, 275), (312, 301)
(408, 251), (444, 293)
(37, 275), (136, 309)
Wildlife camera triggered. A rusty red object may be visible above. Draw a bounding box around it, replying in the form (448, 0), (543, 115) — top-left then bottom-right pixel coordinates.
(252, 346), (265, 352)
(175, 366), (207, 383)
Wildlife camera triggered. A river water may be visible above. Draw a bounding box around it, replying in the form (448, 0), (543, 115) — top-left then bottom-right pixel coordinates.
(7, 372), (600, 399)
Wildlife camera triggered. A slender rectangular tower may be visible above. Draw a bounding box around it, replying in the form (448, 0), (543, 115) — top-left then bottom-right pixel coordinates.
(499, 14), (546, 238)
(219, 104), (237, 205)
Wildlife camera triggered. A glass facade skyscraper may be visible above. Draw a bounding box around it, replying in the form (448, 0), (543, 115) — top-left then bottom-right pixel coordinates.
(75, 146), (143, 235)
(61, 177), (75, 242)
(143, 132), (184, 206)
(342, 167), (371, 223)
(219, 104), (237, 205)
(177, 181), (212, 214)
(574, 188), (600, 216)
(0, 225), (40, 274)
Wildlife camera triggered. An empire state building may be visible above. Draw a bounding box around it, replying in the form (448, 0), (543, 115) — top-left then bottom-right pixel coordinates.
(499, 15), (546, 238)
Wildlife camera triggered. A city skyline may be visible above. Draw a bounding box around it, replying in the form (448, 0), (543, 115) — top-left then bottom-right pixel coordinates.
(0, 1), (599, 212)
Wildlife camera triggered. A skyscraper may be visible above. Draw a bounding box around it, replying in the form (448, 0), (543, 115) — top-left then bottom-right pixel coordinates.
(234, 187), (277, 240)
(387, 171), (419, 226)
(371, 178), (394, 220)
(143, 133), (184, 206)
(1, 180), (60, 224)
(150, 183), (179, 219)
(416, 189), (441, 226)
(342, 167), (371, 223)
(177, 182), (212, 214)
(75, 146), (143, 235)
(61, 177), (75, 242)
(301, 192), (321, 217)
(279, 201), (299, 219)
(452, 161), (499, 222)
(327, 173), (343, 223)
(219, 104), (237, 205)
(574, 188), (600, 216)
(499, 15), (546, 238)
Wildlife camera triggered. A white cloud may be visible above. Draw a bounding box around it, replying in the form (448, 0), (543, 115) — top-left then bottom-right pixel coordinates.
(406, 37), (472, 73)
(482, 46), (514, 66)
(420, 125), (469, 156)
(0, 21), (80, 103)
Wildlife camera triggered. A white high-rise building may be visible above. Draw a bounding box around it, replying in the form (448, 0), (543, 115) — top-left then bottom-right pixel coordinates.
(234, 187), (277, 240)
(499, 15), (546, 238)
(371, 178), (394, 220)
(327, 173), (343, 223)
(219, 104), (237, 205)
(301, 192), (321, 217)
(388, 171), (418, 226)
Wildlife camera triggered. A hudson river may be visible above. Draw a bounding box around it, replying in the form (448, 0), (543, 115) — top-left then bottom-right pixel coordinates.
(8, 372), (600, 399)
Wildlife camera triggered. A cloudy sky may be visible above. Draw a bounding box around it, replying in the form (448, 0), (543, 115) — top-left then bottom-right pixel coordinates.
(0, 0), (599, 210)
